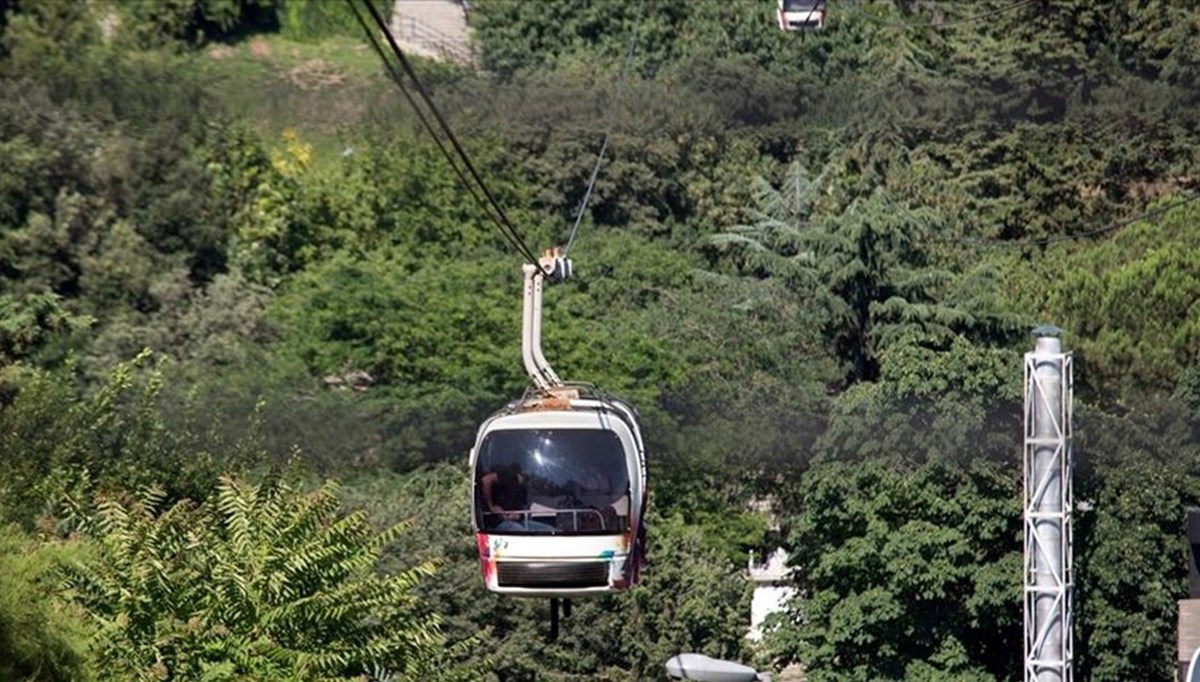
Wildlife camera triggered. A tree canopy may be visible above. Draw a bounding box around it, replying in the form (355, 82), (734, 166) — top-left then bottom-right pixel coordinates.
(2, 0), (1200, 679)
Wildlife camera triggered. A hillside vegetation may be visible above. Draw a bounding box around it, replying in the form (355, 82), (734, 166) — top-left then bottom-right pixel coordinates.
(2, 0), (1200, 680)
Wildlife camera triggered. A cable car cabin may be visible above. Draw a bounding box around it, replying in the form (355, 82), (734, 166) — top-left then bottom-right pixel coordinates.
(777, 0), (826, 31)
(471, 389), (647, 598)
(473, 249), (647, 599)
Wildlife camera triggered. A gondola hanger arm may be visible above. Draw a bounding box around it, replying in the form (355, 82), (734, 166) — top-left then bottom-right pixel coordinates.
(522, 248), (572, 391)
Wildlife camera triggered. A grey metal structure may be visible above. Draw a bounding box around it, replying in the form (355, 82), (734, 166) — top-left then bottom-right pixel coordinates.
(664, 653), (762, 682)
(1023, 327), (1074, 682)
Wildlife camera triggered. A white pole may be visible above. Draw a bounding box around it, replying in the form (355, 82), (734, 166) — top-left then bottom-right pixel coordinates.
(1024, 326), (1073, 682)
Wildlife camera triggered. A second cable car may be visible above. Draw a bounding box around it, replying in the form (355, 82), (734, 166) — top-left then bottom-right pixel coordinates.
(777, 0), (826, 31)
(470, 250), (647, 599)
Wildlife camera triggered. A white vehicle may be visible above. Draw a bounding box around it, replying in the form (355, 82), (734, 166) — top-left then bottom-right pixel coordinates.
(470, 251), (648, 604)
(777, 0), (826, 31)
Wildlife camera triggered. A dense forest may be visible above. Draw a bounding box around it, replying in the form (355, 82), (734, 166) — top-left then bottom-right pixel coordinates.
(2, 0), (1200, 680)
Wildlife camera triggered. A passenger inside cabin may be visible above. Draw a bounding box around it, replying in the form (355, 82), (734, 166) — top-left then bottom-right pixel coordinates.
(480, 462), (554, 532)
(567, 460), (622, 531)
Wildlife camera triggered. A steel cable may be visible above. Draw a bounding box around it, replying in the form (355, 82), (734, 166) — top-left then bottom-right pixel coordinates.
(349, 0), (544, 268)
(564, 0), (645, 258)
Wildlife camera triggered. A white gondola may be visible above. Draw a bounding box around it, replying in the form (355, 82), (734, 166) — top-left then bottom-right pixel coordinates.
(470, 250), (648, 598)
(665, 653), (761, 682)
(777, 0), (826, 31)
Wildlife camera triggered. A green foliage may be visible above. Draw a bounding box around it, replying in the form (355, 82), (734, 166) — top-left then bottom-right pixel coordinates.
(341, 465), (751, 681)
(270, 229), (689, 462)
(471, 0), (651, 79)
(0, 352), (264, 526)
(1072, 402), (1200, 682)
(0, 65), (236, 362)
(0, 522), (96, 682)
(0, 291), (93, 396)
(109, 0), (279, 47)
(0, 0), (99, 79)
(816, 334), (1023, 466)
(456, 63), (785, 238)
(0, 2), (10, 56)
(270, 251), (519, 461)
(610, 508), (753, 679)
(338, 466), (484, 640)
(0, 53), (284, 379)
(768, 459), (1022, 682)
(713, 161), (1018, 386)
(646, 268), (833, 481)
(0, 80), (100, 244)
(278, 0), (391, 42)
(472, 0), (805, 80)
(87, 270), (277, 374)
(469, 0), (1200, 247)
(59, 473), (457, 681)
(6, 2), (1200, 679)
(1175, 356), (1200, 415)
(1039, 197), (1200, 398)
(225, 125), (550, 285)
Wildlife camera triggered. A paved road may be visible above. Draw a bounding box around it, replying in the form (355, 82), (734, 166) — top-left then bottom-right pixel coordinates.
(390, 0), (472, 64)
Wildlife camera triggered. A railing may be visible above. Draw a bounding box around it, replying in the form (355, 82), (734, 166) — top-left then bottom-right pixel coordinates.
(482, 508), (626, 533)
(393, 14), (473, 65)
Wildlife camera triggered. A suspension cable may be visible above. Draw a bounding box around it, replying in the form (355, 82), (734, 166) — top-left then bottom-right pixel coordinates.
(348, 0), (544, 269)
(563, 0), (644, 258)
(346, 0), (532, 260)
(359, 0), (543, 267)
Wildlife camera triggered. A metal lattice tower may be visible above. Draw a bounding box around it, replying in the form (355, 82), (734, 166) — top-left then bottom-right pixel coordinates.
(1024, 327), (1074, 682)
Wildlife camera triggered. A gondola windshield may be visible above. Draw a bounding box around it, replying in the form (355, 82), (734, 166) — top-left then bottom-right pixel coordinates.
(475, 429), (631, 535)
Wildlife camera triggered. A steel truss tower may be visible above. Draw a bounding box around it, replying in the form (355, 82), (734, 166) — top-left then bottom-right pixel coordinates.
(1024, 328), (1074, 682)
